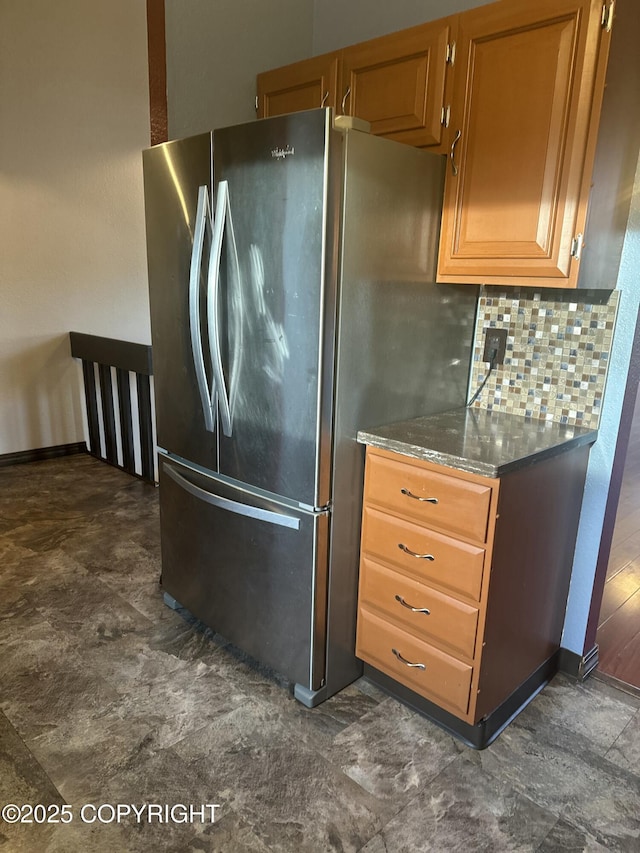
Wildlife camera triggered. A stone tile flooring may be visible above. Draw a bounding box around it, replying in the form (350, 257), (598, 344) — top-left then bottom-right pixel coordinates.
(1, 454), (640, 851)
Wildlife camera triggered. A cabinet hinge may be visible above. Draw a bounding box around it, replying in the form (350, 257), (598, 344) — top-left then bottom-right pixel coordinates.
(255, 95), (259, 112)
(446, 41), (456, 65)
(440, 105), (451, 128)
(571, 233), (584, 260)
(601, 1), (614, 32)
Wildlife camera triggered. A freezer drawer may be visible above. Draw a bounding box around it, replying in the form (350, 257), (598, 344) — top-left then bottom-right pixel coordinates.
(158, 457), (328, 690)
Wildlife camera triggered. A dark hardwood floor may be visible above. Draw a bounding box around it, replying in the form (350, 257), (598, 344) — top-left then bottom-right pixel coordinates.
(597, 391), (640, 688)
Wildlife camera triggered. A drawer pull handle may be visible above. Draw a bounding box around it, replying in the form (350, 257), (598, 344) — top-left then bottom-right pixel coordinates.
(395, 594), (430, 615)
(398, 543), (435, 561)
(392, 648), (426, 670)
(401, 488), (438, 504)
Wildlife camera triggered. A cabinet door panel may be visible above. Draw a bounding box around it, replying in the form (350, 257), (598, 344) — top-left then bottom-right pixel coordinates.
(257, 53), (339, 119)
(341, 19), (452, 148)
(437, 0), (611, 286)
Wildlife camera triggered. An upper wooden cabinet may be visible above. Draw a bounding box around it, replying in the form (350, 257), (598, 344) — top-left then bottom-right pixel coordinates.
(436, 0), (613, 288)
(256, 0), (631, 289)
(256, 53), (339, 119)
(256, 20), (455, 151)
(340, 18), (455, 150)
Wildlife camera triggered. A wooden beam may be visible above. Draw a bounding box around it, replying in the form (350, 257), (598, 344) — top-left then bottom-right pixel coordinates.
(147, 0), (168, 145)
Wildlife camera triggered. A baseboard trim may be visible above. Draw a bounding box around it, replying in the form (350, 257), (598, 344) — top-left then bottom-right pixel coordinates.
(363, 652), (559, 750)
(0, 442), (87, 467)
(557, 644), (599, 681)
(592, 670), (640, 699)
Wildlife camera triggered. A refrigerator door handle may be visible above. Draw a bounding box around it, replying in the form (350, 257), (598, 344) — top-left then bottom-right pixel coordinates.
(189, 185), (216, 433)
(164, 463), (301, 530)
(208, 179), (237, 437)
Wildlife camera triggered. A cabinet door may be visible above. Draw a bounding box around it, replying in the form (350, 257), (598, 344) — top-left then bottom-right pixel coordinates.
(437, 0), (612, 287)
(340, 18), (453, 149)
(256, 53), (339, 119)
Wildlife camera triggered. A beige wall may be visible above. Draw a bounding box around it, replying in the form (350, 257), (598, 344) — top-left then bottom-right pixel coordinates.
(166, 0), (315, 138)
(311, 0), (485, 53)
(164, 0), (487, 139)
(0, 0), (151, 456)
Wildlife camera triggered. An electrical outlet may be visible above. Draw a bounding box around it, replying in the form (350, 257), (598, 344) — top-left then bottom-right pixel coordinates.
(482, 328), (507, 364)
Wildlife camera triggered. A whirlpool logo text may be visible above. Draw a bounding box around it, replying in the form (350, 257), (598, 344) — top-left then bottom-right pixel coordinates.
(271, 145), (295, 160)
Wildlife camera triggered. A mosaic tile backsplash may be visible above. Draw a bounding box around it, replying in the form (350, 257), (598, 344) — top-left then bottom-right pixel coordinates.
(469, 287), (619, 429)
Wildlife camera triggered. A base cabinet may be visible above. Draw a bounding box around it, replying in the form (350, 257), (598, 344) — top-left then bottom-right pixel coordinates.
(356, 444), (591, 745)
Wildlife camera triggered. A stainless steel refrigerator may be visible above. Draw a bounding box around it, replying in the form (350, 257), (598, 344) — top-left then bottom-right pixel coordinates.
(142, 108), (478, 707)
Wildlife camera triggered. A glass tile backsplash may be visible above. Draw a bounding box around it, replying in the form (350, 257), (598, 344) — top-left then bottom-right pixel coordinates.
(469, 287), (619, 429)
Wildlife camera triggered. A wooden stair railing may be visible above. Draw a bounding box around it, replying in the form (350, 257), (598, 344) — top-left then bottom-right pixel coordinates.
(70, 332), (155, 483)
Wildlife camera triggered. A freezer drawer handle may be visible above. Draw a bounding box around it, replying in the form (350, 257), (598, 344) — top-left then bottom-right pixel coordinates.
(398, 544), (435, 561)
(189, 185), (216, 433)
(392, 648), (426, 670)
(395, 594), (430, 615)
(401, 488), (438, 504)
(164, 464), (301, 530)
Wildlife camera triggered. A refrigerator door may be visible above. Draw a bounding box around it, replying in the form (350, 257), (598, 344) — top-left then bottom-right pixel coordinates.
(143, 133), (218, 470)
(158, 455), (328, 689)
(211, 109), (339, 508)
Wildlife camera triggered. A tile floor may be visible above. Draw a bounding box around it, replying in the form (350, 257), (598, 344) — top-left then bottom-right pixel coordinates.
(1, 454), (640, 852)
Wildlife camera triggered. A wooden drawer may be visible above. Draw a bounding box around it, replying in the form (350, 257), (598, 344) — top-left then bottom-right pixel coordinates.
(356, 607), (473, 715)
(359, 557), (479, 659)
(361, 506), (485, 601)
(366, 451), (492, 542)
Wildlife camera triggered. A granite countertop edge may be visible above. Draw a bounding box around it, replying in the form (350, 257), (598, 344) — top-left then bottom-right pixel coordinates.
(357, 430), (596, 477)
(357, 410), (598, 478)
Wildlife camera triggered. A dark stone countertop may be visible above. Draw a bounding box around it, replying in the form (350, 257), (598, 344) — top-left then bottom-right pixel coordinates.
(357, 407), (598, 478)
